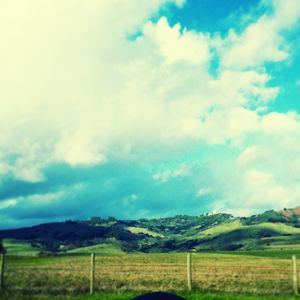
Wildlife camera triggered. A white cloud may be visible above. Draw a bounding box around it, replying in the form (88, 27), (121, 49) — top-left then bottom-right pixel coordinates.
(243, 168), (298, 208)
(237, 146), (270, 168)
(143, 17), (211, 65)
(0, 199), (17, 210)
(260, 111), (300, 135)
(122, 194), (139, 207)
(214, 120), (300, 215)
(0, 0), (290, 181)
(0, 0), (190, 179)
(153, 164), (190, 182)
(220, 0), (300, 69)
(28, 191), (66, 203)
(197, 187), (212, 197)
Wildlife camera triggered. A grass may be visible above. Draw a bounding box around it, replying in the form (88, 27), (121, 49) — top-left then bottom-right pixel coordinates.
(219, 249), (300, 259)
(250, 223), (300, 235)
(3, 239), (41, 256)
(1, 291), (300, 300)
(268, 244), (300, 249)
(198, 221), (300, 238)
(198, 220), (242, 237)
(2, 250), (300, 298)
(126, 227), (164, 238)
(67, 243), (124, 255)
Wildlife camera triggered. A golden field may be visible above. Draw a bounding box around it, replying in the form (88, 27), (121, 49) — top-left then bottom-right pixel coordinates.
(2, 252), (298, 297)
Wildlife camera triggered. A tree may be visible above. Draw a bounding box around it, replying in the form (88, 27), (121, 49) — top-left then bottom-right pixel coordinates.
(0, 238), (5, 254)
(107, 216), (117, 222)
(89, 216), (103, 225)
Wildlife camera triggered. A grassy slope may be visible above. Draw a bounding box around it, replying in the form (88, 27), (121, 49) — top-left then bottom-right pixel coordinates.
(182, 220), (300, 252)
(198, 221), (300, 238)
(251, 223), (300, 234)
(3, 239), (41, 256)
(198, 219), (242, 237)
(126, 227), (164, 238)
(67, 243), (124, 255)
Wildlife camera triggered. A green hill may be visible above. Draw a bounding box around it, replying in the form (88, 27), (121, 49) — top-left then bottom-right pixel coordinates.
(1, 206), (300, 254)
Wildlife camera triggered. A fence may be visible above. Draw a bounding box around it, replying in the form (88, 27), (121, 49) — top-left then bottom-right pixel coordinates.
(0, 252), (299, 296)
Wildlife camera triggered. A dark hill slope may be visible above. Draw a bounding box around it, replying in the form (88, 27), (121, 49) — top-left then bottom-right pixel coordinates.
(0, 222), (108, 241)
(0, 221), (145, 251)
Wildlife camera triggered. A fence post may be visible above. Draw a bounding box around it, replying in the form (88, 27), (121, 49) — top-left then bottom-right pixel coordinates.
(187, 252), (192, 291)
(0, 253), (5, 292)
(292, 255), (298, 295)
(90, 253), (95, 295)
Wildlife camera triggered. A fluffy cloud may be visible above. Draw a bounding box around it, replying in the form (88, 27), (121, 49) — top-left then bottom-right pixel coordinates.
(1, 0), (191, 175)
(153, 164), (190, 182)
(220, 0), (300, 68)
(213, 111), (300, 215)
(143, 17), (211, 65)
(0, 0), (284, 177)
(197, 187), (212, 197)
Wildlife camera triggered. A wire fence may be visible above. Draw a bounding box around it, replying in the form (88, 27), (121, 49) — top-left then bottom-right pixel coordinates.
(0, 252), (299, 296)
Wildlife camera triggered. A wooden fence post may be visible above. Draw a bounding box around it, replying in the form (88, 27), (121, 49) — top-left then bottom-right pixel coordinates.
(187, 253), (192, 291)
(0, 253), (5, 292)
(90, 253), (95, 295)
(292, 255), (298, 295)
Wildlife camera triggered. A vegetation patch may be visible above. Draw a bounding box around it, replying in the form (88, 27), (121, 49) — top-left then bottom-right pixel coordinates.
(3, 239), (41, 256)
(126, 227), (164, 238)
(67, 243), (124, 255)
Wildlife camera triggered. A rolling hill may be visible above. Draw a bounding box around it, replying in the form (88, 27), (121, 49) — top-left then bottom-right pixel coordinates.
(1, 206), (300, 255)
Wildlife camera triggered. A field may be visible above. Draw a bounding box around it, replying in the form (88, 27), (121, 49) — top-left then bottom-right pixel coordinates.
(67, 243), (124, 255)
(2, 239), (41, 257)
(1, 250), (300, 299)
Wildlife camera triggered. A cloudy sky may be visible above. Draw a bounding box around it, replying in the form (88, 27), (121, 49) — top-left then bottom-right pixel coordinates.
(1, 0), (300, 228)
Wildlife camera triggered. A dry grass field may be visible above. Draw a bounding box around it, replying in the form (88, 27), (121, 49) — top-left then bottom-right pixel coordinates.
(1, 251), (299, 298)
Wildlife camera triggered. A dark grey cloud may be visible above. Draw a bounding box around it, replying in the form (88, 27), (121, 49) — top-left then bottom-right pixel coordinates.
(0, 159), (215, 229)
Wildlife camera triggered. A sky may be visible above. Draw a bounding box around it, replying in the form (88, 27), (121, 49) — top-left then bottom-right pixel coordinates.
(1, 0), (300, 228)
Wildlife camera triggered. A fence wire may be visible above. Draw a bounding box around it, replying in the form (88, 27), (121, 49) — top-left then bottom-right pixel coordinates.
(3, 253), (298, 296)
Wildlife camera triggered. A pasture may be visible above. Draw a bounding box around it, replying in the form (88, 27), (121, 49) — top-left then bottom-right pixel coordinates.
(1, 250), (300, 299)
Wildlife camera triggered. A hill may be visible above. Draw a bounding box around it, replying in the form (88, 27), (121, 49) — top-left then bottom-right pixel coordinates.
(1, 206), (300, 254)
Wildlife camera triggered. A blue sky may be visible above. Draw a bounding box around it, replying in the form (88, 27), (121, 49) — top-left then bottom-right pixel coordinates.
(1, 0), (300, 228)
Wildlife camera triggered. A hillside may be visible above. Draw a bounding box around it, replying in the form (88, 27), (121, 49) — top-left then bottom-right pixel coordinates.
(1, 206), (300, 254)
